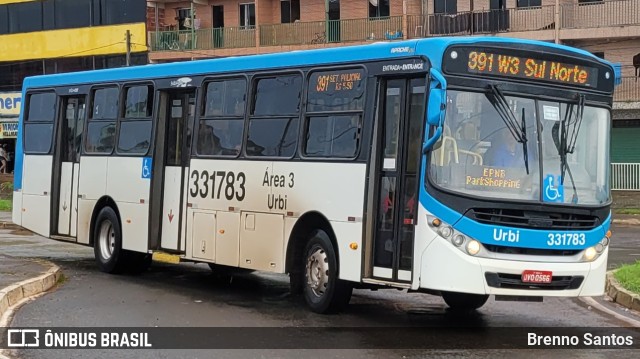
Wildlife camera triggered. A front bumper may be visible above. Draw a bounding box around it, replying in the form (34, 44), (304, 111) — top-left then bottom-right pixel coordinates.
(419, 236), (607, 297)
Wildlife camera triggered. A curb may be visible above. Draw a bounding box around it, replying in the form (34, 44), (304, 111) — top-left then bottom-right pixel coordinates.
(0, 260), (62, 321)
(605, 270), (640, 313)
(612, 218), (640, 226)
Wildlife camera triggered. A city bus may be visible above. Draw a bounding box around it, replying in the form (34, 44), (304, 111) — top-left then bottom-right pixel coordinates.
(12, 37), (615, 314)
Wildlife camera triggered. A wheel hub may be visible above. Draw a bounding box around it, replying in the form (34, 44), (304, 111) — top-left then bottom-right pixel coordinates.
(98, 220), (115, 260)
(306, 247), (329, 297)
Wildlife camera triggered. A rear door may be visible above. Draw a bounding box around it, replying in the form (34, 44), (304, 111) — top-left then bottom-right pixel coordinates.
(52, 94), (86, 239)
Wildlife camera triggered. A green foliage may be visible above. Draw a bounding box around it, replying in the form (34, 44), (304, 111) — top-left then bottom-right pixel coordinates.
(614, 261), (640, 294)
(0, 199), (11, 211)
(0, 181), (12, 192)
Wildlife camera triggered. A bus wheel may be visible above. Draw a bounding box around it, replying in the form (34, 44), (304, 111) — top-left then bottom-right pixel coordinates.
(441, 291), (489, 312)
(303, 230), (352, 314)
(93, 207), (127, 274)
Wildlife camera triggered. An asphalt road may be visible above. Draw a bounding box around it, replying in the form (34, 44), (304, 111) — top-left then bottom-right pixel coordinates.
(608, 223), (640, 269)
(0, 223), (638, 358)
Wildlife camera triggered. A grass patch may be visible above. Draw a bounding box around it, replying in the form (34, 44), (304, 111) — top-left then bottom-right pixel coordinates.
(0, 198), (11, 211)
(56, 272), (67, 286)
(614, 261), (640, 294)
(615, 208), (640, 215)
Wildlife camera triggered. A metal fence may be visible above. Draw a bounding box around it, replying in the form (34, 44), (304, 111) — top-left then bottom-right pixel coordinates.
(260, 17), (404, 46)
(613, 77), (640, 102)
(149, 27), (256, 51)
(611, 163), (640, 190)
(561, 0), (640, 29)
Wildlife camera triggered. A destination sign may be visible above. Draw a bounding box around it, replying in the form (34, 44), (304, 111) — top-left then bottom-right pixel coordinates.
(465, 50), (598, 87)
(314, 69), (364, 92)
(307, 68), (365, 112)
(443, 46), (611, 90)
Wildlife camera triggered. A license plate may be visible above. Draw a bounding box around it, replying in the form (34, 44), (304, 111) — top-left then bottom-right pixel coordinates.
(521, 270), (553, 284)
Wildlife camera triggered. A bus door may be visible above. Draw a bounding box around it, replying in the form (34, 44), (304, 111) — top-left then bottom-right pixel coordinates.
(52, 95), (86, 239)
(371, 78), (425, 282)
(150, 89), (196, 252)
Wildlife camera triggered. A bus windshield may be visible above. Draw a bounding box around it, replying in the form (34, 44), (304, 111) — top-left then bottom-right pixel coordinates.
(429, 90), (610, 205)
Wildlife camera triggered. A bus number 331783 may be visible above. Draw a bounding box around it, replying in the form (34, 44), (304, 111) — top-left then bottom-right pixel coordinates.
(189, 170), (246, 201)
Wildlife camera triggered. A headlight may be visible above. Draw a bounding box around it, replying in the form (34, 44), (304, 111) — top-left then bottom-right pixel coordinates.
(452, 234), (465, 247)
(439, 226), (453, 239)
(427, 215), (483, 256)
(466, 240), (481, 256)
(595, 243), (604, 253)
(584, 247), (597, 261)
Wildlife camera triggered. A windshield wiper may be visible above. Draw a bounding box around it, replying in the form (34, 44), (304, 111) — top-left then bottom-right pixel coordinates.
(486, 85), (529, 174)
(556, 94), (585, 204)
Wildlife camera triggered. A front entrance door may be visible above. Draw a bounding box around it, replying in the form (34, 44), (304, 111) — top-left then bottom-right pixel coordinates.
(152, 90), (195, 251)
(372, 78), (426, 282)
(53, 96), (86, 238)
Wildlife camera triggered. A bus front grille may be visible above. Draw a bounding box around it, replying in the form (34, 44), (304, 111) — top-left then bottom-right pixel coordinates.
(485, 272), (584, 290)
(469, 208), (598, 230)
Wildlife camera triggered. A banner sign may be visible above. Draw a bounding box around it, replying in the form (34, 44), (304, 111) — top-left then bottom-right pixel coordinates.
(0, 121), (18, 139)
(0, 92), (21, 116)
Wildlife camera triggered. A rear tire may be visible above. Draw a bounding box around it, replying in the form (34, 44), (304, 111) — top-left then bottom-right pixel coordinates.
(442, 291), (489, 312)
(93, 207), (128, 274)
(303, 230), (352, 314)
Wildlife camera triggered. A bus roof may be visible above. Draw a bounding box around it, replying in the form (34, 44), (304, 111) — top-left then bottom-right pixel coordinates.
(24, 37), (610, 89)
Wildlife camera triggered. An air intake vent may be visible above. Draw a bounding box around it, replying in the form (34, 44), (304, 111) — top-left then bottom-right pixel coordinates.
(469, 208), (598, 230)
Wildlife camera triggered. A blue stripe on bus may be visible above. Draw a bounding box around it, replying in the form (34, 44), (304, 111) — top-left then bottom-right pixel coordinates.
(23, 37), (610, 89)
(418, 185), (610, 250)
(13, 88), (26, 191)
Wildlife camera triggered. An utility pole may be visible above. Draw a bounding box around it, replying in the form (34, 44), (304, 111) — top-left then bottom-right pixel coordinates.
(125, 30), (131, 66)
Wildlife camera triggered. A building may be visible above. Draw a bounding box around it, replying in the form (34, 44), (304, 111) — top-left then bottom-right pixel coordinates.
(0, 0), (149, 173)
(146, 0), (640, 188)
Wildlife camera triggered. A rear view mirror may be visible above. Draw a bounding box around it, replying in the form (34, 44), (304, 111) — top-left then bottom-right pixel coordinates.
(427, 88), (443, 127)
(424, 69), (447, 153)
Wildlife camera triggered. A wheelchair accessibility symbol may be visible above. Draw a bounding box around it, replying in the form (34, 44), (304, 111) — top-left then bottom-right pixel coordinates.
(543, 174), (564, 203)
(141, 157), (152, 179)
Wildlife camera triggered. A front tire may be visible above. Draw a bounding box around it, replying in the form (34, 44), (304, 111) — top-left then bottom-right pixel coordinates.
(303, 230), (352, 314)
(442, 291), (489, 312)
(93, 207), (128, 274)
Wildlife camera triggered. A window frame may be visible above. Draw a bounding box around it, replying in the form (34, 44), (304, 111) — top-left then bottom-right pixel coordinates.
(84, 84), (120, 156)
(516, 0), (542, 8)
(115, 82), (155, 156)
(244, 71), (304, 159)
(196, 75), (249, 158)
(23, 90), (58, 155)
(368, 0), (390, 19)
(239, 2), (256, 29)
(280, 0), (300, 24)
(434, 0), (457, 14)
(299, 66), (367, 161)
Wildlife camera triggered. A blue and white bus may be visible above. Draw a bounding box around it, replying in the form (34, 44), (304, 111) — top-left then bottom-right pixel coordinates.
(13, 37), (615, 313)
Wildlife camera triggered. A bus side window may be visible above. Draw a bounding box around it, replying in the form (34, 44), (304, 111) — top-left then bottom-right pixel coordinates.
(198, 78), (246, 157)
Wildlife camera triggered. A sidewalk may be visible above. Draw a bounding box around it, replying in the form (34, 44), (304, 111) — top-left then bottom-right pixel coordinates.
(0, 254), (61, 323)
(0, 211), (15, 230)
